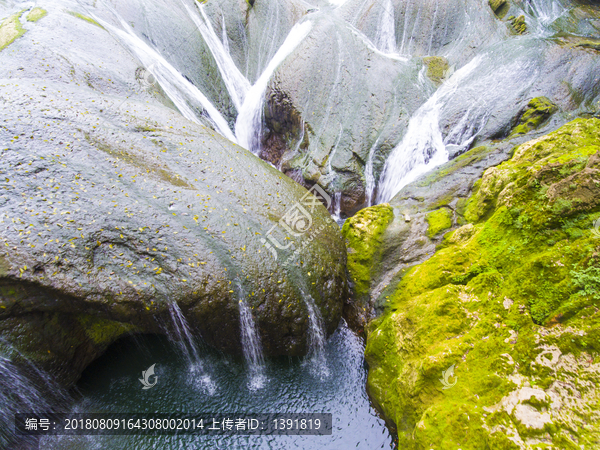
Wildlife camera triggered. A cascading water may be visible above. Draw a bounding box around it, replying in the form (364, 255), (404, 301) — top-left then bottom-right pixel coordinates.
(167, 302), (215, 393)
(377, 0), (396, 53)
(377, 57), (482, 203)
(222, 15), (230, 56)
(329, 0), (350, 7)
(93, 13), (236, 142)
(331, 191), (342, 222)
(527, 0), (568, 25)
(346, 23), (407, 62)
(238, 297), (267, 390)
(185, 3), (312, 155)
(302, 292), (329, 378)
(0, 343), (69, 448)
(234, 21), (313, 154)
(365, 135), (383, 206)
(184, 1), (250, 111)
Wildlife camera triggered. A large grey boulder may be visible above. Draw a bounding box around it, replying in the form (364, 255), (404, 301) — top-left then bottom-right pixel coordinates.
(0, 3), (347, 386)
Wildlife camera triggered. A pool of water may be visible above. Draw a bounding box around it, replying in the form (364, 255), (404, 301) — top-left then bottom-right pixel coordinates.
(40, 321), (393, 449)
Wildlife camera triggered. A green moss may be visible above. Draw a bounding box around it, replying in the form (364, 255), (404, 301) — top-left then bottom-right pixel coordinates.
(509, 15), (527, 35)
(77, 315), (137, 346)
(67, 11), (103, 28)
(417, 146), (491, 187)
(423, 56), (449, 85)
(489, 0), (510, 19)
(341, 204), (394, 295)
(0, 10), (27, 51)
(426, 207), (453, 238)
(365, 118), (600, 448)
(26, 7), (47, 22)
(574, 38), (600, 51)
(511, 97), (558, 136)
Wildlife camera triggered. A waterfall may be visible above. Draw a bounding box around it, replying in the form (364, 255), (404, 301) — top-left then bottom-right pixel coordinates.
(302, 292), (329, 378)
(528, 0), (567, 25)
(428, 0), (439, 55)
(346, 23), (407, 62)
(167, 302), (215, 393)
(93, 14), (236, 142)
(234, 21), (313, 154)
(0, 345), (69, 448)
(238, 298), (266, 390)
(525, 0), (569, 35)
(377, 57), (481, 203)
(377, 0), (396, 54)
(222, 15), (230, 55)
(331, 192), (342, 222)
(365, 135), (383, 206)
(184, 2), (250, 111)
(398, 0), (413, 55)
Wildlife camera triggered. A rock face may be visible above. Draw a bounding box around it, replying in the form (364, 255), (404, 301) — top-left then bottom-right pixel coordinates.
(263, 11), (429, 216)
(341, 204), (394, 329)
(30, 0), (598, 221)
(363, 119), (600, 449)
(0, 3), (347, 388)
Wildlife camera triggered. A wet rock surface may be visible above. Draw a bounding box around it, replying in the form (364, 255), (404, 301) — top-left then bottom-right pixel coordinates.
(0, 3), (347, 387)
(365, 119), (600, 449)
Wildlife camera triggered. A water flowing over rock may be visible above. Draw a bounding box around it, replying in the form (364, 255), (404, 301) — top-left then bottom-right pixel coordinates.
(364, 119), (600, 449)
(0, 0), (347, 410)
(302, 291), (329, 378)
(32, 0), (597, 217)
(0, 341), (70, 448)
(166, 302), (214, 393)
(190, 0), (600, 215)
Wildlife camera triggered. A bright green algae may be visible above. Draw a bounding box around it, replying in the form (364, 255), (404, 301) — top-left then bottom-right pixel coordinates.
(365, 119), (600, 449)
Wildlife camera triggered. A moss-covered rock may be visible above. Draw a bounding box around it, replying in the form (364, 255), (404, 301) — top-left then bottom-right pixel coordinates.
(26, 8), (47, 23)
(489, 0), (510, 19)
(66, 11), (103, 28)
(342, 204), (394, 328)
(574, 38), (600, 51)
(366, 118), (600, 449)
(509, 15), (528, 35)
(0, 10), (26, 51)
(510, 97), (558, 137)
(423, 56), (449, 86)
(426, 208), (453, 238)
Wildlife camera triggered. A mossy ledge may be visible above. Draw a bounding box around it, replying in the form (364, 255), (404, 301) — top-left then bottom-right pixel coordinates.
(26, 8), (47, 23)
(66, 11), (103, 28)
(0, 10), (27, 51)
(365, 118), (600, 449)
(489, 0), (510, 19)
(510, 97), (558, 138)
(342, 204), (394, 328)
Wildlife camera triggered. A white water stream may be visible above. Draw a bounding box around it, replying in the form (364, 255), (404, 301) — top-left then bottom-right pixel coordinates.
(167, 302), (215, 393)
(238, 298), (267, 390)
(302, 293), (329, 378)
(377, 57), (482, 203)
(94, 14), (237, 142)
(184, 2), (250, 111)
(234, 21), (313, 154)
(377, 0), (396, 53)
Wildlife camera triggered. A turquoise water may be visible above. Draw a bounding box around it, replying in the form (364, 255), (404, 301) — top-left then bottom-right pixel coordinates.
(40, 322), (393, 449)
